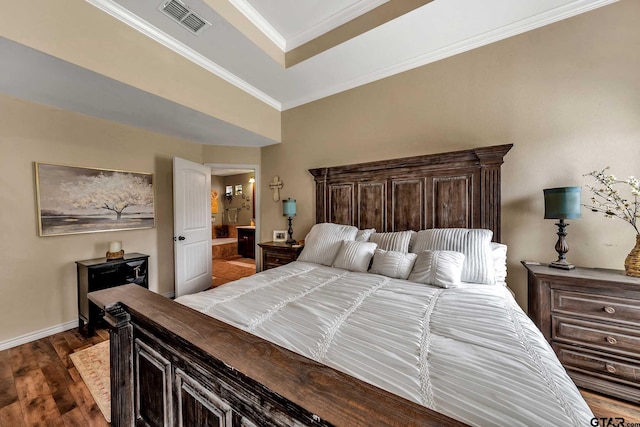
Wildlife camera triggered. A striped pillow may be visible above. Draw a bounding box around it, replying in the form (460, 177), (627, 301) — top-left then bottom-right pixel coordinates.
(368, 231), (412, 253)
(333, 241), (378, 272)
(411, 228), (495, 285)
(368, 249), (417, 280)
(355, 228), (376, 242)
(408, 250), (465, 288)
(297, 223), (359, 266)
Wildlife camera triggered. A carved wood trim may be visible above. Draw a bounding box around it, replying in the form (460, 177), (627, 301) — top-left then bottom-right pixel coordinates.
(134, 338), (173, 426)
(104, 303), (134, 427)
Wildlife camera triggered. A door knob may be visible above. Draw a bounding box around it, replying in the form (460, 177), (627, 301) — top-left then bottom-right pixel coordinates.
(174, 236), (186, 241)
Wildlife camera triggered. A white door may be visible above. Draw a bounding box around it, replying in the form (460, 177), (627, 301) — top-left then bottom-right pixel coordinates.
(173, 157), (212, 297)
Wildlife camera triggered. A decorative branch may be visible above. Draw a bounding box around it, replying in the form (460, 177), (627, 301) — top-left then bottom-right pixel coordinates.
(583, 167), (639, 235)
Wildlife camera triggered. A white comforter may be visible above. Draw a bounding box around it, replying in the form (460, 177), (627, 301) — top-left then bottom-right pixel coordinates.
(175, 261), (594, 426)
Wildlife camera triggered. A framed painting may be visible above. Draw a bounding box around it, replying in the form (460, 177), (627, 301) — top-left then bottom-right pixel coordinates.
(35, 162), (155, 236)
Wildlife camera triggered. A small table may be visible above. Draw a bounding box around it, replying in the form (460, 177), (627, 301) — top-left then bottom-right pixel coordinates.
(76, 253), (149, 335)
(258, 241), (304, 270)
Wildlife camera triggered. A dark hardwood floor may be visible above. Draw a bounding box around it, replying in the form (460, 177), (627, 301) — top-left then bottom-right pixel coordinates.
(0, 328), (109, 427)
(1, 325), (639, 426)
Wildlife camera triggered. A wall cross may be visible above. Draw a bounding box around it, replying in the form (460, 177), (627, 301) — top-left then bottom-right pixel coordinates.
(269, 175), (283, 201)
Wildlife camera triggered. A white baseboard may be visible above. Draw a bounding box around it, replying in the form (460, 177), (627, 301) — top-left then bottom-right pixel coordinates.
(163, 291), (175, 299)
(0, 319), (78, 352)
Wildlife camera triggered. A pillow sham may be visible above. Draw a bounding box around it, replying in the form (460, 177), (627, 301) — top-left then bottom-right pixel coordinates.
(298, 223), (358, 266)
(491, 242), (508, 286)
(410, 228), (495, 285)
(333, 241), (377, 272)
(368, 231), (412, 253)
(355, 228), (376, 242)
(408, 250), (465, 288)
(368, 249), (417, 280)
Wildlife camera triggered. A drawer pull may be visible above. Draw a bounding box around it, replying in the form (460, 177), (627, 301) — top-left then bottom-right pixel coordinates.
(606, 336), (618, 345)
(605, 364), (616, 374)
(603, 306), (616, 314)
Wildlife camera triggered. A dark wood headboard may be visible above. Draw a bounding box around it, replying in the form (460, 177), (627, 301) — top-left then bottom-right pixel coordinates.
(309, 144), (512, 242)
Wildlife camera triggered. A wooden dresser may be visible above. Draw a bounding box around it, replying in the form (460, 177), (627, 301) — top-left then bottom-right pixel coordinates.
(523, 261), (640, 403)
(258, 241), (304, 270)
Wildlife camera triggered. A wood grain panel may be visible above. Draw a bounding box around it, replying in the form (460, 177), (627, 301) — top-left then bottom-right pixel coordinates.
(135, 340), (171, 427)
(328, 184), (354, 225)
(176, 369), (231, 427)
(430, 175), (472, 229)
(391, 179), (423, 231)
(358, 182), (385, 231)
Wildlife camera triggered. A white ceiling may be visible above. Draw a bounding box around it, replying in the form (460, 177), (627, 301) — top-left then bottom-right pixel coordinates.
(237, 0), (388, 51)
(0, 0), (619, 146)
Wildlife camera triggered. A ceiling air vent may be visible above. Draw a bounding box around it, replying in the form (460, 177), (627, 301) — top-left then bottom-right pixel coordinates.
(158, 0), (211, 35)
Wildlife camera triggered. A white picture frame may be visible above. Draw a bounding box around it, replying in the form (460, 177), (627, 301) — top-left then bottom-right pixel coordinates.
(273, 230), (287, 242)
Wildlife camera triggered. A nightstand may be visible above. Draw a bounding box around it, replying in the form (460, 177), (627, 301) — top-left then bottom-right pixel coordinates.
(522, 261), (640, 403)
(258, 241), (304, 271)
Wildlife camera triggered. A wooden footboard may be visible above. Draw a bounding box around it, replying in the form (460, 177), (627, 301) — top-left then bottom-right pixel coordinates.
(89, 285), (465, 427)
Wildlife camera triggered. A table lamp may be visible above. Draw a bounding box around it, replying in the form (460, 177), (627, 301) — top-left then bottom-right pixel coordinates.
(283, 198), (297, 244)
(543, 186), (581, 269)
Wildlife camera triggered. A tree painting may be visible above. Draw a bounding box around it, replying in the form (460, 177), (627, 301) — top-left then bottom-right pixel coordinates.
(36, 163), (155, 236)
(61, 172), (154, 220)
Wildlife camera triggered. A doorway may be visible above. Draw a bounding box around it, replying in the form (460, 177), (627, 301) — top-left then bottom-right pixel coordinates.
(207, 163), (260, 287)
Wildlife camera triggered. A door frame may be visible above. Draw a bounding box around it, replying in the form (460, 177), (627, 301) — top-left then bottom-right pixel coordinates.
(206, 162), (261, 271)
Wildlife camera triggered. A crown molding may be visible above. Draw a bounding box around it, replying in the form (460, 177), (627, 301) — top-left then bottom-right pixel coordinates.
(282, 0), (620, 110)
(286, 0), (388, 51)
(229, 0), (388, 52)
(227, 0), (286, 51)
(86, 0), (282, 110)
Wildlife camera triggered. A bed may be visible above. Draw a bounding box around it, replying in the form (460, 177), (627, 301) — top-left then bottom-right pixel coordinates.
(89, 144), (595, 426)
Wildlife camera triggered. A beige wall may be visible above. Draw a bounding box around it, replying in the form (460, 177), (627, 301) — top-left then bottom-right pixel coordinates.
(263, 0), (640, 308)
(0, 95), (204, 343)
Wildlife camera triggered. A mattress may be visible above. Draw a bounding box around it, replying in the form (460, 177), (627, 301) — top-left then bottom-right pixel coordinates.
(175, 261), (594, 426)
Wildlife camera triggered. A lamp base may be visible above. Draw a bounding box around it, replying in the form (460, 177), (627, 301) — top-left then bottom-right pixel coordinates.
(549, 259), (575, 270)
(286, 216), (295, 245)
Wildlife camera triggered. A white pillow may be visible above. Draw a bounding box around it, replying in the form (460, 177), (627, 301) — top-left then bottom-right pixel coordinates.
(408, 250), (465, 288)
(298, 223), (358, 266)
(411, 228), (495, 285)
(368, 231), (412, 253)
(491, 242), (507, 286)
(355, 228), (376, 242)
(368, 249), (417, 280)
(333, 241), (377, 272)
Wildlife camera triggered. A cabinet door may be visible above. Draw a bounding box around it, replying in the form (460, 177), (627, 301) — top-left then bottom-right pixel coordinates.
(125, 258), (148, 286)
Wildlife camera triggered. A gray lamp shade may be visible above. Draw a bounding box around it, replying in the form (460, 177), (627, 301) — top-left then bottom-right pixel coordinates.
(283, 198), (297, 217)
(543, 187), (582, 219)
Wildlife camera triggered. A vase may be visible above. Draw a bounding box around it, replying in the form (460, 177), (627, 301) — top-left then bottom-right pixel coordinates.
(625, 234), (640, 277)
